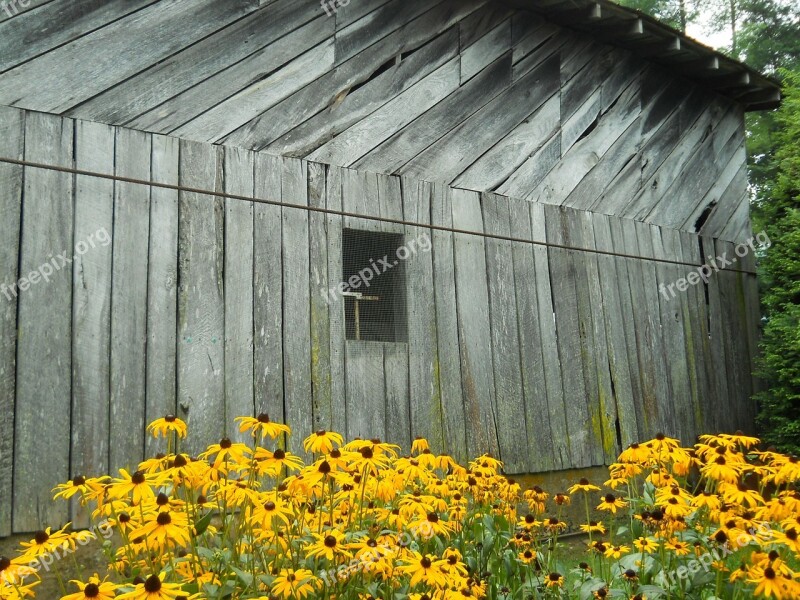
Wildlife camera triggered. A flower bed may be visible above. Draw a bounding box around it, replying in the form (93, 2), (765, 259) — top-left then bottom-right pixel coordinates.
(2, 417), (799, 599)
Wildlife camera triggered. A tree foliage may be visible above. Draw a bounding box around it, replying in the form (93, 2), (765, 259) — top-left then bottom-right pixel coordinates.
(754, 69), (800, 453)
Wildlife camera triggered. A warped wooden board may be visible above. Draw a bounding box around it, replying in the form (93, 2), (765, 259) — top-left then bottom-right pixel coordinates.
(495, 132), (560, 199)
(460, 19), (511, 83)
(507, 197), (555, 471)
(649, 224), (694, 442)
(577, 210), (620, 461)
(699, 236), (729, 432)
(305, 58), (461, 167)
(589, 212), (640, 446)
(14, 112), (73, 531)
(385, 342), (411, 450)
(281, 157), (313, 454)
(0, 0), (156, 74)
(510, 15), (559, 63)
(165, 29), (335, 142)
(718, 197), (753, 244)
(402, 178), (445, 450)
(559, 46), (615, 145)
(0, 106), (23, 536)
(612, 217), (657, 437)
(109, 128), (151, 473)
(335, 0), (466, 64)
(739, 250), (763, 398)
(453, 93), (559, 192)
(460, 3), (514, 48)
(308, 162), (333, 432)
(255, 26), (460, 156)
(0, 0), (52, 23)
(678, 230), (715, 433)
(400, 54), (559, 183)
(527, 78), (641, 205)
(334, 0), (393, 29)
(71, 120), (114, 528)
(224, 147), (255, 441)
(528, 202), (569, 468)
(451, 188), (500, 460)
(511, 25), (570, 82)
(345, 342), (385, 440)
(326, 166), (348, 436)
(543, 205), (594, 467)
(72, 0), (320, 124)
(563, 208), (607, 464)
(178, 140), (225, 454)
(0, 0), (259, 112)
(253, 154), (284, 424)
(430, 183), (467, 462)
(354, 55), (512, 174)
(695, 161), (748, 239)
(145, 134), (179, 456)
(482, 194), (528, 473)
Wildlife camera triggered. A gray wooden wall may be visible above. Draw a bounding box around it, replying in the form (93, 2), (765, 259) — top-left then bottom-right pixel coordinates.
(0, 107), (760, 534)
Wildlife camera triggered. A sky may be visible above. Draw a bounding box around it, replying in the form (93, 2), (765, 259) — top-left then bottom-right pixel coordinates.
(687, 8), (732, 51)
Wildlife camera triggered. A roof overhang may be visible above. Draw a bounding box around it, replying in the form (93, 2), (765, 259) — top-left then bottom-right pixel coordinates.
(502, 0), (782, 111)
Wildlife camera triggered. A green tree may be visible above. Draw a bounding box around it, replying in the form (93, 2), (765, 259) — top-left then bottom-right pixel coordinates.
(616, 0), (697, 31)
(754, 69), (800, 453)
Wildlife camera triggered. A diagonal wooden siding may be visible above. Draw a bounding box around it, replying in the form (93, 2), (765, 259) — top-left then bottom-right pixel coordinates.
(0, 0), (753, 243)
(0, 108), (762, 533)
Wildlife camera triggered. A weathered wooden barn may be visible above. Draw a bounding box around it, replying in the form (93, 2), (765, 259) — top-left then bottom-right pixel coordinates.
(0, 0), (781, 533)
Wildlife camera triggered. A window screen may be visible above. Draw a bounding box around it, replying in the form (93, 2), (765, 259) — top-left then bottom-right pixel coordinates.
(342, 229), (407, 342)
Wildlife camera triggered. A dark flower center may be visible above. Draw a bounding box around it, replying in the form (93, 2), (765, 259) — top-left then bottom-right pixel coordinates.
(579, 478), (589, 485)
(524, 550), (533, 558)
(119, 512), (131, 523)
(787, 528), (798, 541)
(427, 513), (439, 523)
(219, 438), (232, 449)
(174, 454), (188, 468)
(548, 572), (561, 581)
(265, 501), (276, 511)
(131, 471), (146, 485)
(34, 531), (49, 544)
(0, 557), (9, 571)
(157, 493), (169, 506)
(318, 461), (331, 474)
(165, 415), (177, 423)
(324, 535), (337, 548)
(144, 575), (162, 592)
(157, 512), (172, 526)
(273, 449), (286, 460)
(360, 447), (373, 459)
(604, 494), (615, 503)
(72, 476), (86, 486)
(765, 567), (776, 579)
(84, 583), (100, 597)
(257, 413), (271, 423)
(421, 557), (432, 569)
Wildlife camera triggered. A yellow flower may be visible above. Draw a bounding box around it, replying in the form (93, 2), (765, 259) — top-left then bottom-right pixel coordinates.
(411, 437), (430, 455)
(634, 537), (658, 553)
(568, 478), (601, 495)
(62, 576), (117, 600)
(146, 415), (187, 439)
(518, 548), (537, 564)
(129, 510), (191, 550)
(303, 430), (344, 454)
(747, 564), (791, 599)
(597, 493), (627, 514)
(19, 525), (73, 560)
(545, 572), (564, 588)
(114, 574), (184, 599)
(604, 544), (630, 559)
(305, 530), (352, 562)
(271, 568), (319, 599)
(398, 553), (447, 588)
(664, 538), (691, 557)
(236, 414), (291, 440)
(580, 521), (606, 535)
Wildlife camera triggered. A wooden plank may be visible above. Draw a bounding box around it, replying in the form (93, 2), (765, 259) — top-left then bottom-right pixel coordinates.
(384, 342), (411, 450)
(253, 154), (284, 425)
(305, 58), (461, 167)
(0, 0), (261, 112)
(543, 204), (593, 467)
(0, 0), (53, 23)
(308, 161), (333, 432)
(589, 212), (639, 446)
(326, 166), (348, 436)
(334, 0), (393, 29)
(224, 146), (255, 441)
(281, 157), (312, 453)
(460, 19), (511, 83)
(402, 178), (444, 451)
(739, 249), (763, 399)
(460, 3), (514, 48)
(0, 106), (23, 536)
(14, 111), (73, 531)
(495, 132), (560, 199)
(701, 235), (730, 433)
(110, 128), (151, 472)
(345, 342), (385, 440)
(171, 33), (336, 143)
(0, 0), (156, 74)
(507, 197), (555, 471)
(482, 194), (528, 473)
(71, 120), (114, 528)
(577, 210), (619, 462)
(254, 26), (460, 156)
(453, 93), (559, 192)
(70, 0), (320, 123)
(399, 54), (559, 183)
(145, 134), (179, 456)
(649, 224), (694, 442)
(430, 183), (467, 462)
(451, 188), (500, 459)
(528, 202), (569, 468)
(353, 54), (512, 174)
(694, 162), (747, 239)
(178, 140), (225, 454)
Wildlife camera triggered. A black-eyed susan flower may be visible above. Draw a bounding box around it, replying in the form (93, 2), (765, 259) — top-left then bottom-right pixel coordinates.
(0, 556), (36, 585)
(633, 537), (658, 553)
(411, 437), (430, 455)
(270, 568), (319, 599)
(115, 573), (184, 599)
(305, 530), (352, 562)
(303, 430), (344, 455)
(597, 493), (627, 514)
(62, 576), (117, 600)
(664, 538), (691, 557)
(580, 521), (606, 535)
(604, 544), (630, 559)
(147, 415), (187, 439)
(545, 572), (564, 588)
(398, 553), (447, 589)
(235, 413), (291, 440)
(129, 510), (190, 550)
(19, 525), (73, 560)
(568, 478), (601, 495)
(518, 549), (537, 564)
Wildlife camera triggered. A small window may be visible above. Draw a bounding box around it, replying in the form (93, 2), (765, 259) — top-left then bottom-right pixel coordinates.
(342, 229), (407, 342)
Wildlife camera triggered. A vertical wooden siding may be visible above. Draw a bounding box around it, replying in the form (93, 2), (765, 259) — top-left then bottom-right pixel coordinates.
(0, 110), (760, 533)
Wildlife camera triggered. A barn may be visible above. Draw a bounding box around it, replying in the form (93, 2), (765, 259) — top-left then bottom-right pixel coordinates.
(0, 0), (781, 534)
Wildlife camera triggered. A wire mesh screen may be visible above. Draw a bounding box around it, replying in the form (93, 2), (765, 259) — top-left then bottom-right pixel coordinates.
(341, 228), (407, 343)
